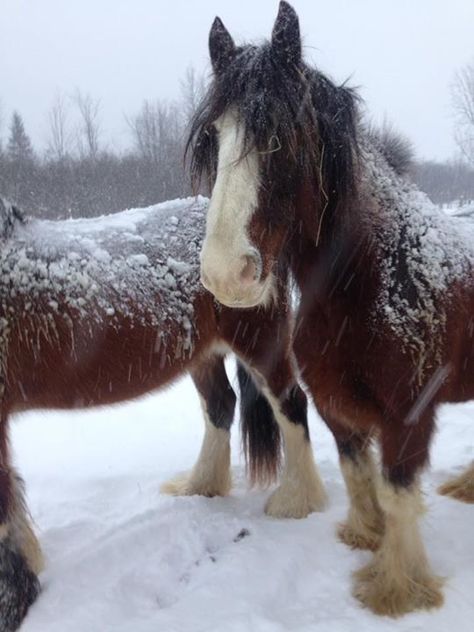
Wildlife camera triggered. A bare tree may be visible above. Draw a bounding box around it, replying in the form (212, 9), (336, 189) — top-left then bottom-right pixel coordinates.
(127, 99), (182, 165)
(46, 92), (71, 160)
(180, 66), (206, 123)
(452, 62), (474, 165)
(73, 89), (101, 159)
(0, 64), (207, 216)
(414, 158), (474, 205)
(127, 100), (160, 164)
(126, 98), (187, 202)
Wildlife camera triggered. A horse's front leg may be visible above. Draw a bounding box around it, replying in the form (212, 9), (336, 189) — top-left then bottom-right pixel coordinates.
(318, 413), (385, 551)
(353, 414), (444, 616)
(261, 377), (328, 518)
(160, 354), (235, 497)
(0, 410), (43, 630)
(232, 335), (327, 519)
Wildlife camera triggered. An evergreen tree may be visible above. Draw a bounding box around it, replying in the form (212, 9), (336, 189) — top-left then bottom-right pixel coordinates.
(5, 111), (36, 208)
(7, 111), (34, 162)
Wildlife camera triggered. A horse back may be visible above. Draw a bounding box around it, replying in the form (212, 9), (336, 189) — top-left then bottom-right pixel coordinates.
(0, 198), (219, 411)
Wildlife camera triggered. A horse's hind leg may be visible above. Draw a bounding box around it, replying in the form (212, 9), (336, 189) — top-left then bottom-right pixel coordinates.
(160, 354), (235, 497)
(321, 415), (384, 551)
(0, 412), (43, 630)
(438, 462), (474, 502)
(353, 415), (443, 616)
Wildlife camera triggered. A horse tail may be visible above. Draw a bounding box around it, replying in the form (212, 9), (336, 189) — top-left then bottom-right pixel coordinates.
(237, 361), (281, 487)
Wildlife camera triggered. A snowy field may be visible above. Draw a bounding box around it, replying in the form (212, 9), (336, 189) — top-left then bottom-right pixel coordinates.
(12, 362), (474, 632)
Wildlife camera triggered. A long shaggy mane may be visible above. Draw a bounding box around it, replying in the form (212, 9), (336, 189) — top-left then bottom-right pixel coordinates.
(366, 123), (414, 177)
(186, 42), (360, 208)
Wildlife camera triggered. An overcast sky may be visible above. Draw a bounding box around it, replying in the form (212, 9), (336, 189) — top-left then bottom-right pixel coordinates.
(2, 0), (473, 161)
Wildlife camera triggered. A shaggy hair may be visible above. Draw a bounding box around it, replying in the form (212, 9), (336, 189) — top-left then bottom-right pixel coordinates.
(186, 40), (361, 209)
(366, 123), (414, 177)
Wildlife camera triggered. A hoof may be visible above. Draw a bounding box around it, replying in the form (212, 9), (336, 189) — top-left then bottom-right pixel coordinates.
(353, 559), (444, 617)
(160, 472), (231, 498)
(264, 483), (327, 519)
(337, 520), (383, 551)
(438, 473), (474, 504)
(0, 540), (40, 631)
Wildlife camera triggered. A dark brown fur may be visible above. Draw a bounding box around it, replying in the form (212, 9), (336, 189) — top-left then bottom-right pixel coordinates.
(194, 1), (474, 491)
(196, 0), (472, 616)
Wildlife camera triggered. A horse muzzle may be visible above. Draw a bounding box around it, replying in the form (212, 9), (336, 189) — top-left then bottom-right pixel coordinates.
(200, 246), (270, 308)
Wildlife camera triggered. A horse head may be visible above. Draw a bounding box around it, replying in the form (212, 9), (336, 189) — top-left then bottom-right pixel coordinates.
(189, 1), (359, 308)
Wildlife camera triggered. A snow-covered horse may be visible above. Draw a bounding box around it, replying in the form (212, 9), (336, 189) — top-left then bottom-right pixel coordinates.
(0, 195), (325, 630)
(191, 0), (474, 617)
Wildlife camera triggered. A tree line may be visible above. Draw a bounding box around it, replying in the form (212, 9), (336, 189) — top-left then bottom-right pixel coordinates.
(0, 65), (473, 219)
(0, 68), (204, 219)
(414, 160), (474, 206)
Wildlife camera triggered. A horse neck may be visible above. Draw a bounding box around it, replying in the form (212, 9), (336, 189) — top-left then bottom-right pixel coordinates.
(286, 180), (376, 305)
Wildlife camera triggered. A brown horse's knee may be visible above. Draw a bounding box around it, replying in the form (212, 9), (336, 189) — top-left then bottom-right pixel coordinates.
(380, 413), (435, 488)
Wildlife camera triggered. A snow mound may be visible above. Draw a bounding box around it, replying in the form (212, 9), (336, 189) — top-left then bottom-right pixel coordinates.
(11, 370), (474, 631)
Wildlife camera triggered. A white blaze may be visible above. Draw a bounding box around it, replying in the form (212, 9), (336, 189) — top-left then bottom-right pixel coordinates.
(200, 109), (275, 307)
(203, 109), (260, 266)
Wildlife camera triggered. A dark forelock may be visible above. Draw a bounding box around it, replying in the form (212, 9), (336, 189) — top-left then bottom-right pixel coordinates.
(187, 40), (360, 207)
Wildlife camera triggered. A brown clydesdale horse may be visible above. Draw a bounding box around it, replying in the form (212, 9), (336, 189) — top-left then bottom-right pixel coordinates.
(0, 195), (326, 630)
(191, 0), (474, 618)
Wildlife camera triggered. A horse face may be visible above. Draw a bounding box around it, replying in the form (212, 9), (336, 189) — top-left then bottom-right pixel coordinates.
(199, 2), (301, 308)
(199, 110), (285, 309)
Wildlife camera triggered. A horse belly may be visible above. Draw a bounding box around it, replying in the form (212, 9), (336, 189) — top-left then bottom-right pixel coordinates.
(6, 314), (212, 412)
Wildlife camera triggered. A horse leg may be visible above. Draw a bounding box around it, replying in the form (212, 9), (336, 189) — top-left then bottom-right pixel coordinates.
(321, 415), (384, 550)
(438, 461), (474, 503)
(0, 411), (42, 630)
(353, 416), (443, 616)
(262, 378), (327, 518)
(160, 355), (235, 497)
(234, 347), (327, 518)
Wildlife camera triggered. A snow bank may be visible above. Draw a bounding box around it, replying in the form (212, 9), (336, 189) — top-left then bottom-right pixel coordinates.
(11, 368), (474, 631)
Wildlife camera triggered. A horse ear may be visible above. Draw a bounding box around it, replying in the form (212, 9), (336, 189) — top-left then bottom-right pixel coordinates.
(209, 17), (236, 75)
(271, 1), (301, 67)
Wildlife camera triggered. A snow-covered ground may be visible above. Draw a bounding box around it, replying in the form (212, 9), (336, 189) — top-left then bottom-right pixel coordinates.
(12, 363), (474, 632)
(442, 200), (474, 217)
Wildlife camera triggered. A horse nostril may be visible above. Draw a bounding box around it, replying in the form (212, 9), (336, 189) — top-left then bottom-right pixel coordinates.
(239, 252), (262, 286)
